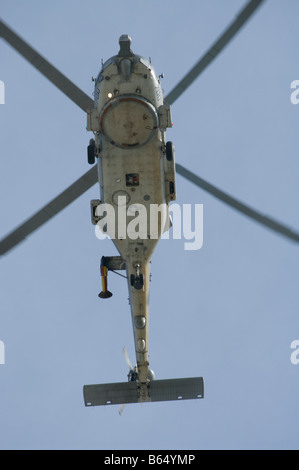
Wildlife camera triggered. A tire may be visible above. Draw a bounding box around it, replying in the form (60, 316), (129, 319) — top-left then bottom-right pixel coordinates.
(165, 141), (175, 162)
(87, 142), (96, 165)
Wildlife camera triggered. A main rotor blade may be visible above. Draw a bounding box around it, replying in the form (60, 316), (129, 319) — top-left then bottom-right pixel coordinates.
(0, 165), (98, 256)
(165, 0), (265, 105)
(176, 163), (299, 243)
(0, 18), (93, 112)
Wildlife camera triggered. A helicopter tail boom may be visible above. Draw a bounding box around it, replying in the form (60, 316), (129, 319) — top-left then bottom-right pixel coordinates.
(83, 377), (204, 407)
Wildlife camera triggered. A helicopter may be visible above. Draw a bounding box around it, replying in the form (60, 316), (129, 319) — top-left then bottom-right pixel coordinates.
(1, 0), (298, 409)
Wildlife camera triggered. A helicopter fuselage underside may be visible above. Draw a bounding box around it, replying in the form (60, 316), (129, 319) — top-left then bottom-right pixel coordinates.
(89, 39), (175, 384)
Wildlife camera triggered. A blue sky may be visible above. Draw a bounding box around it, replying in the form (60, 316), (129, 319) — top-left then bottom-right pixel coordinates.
(0, 0), (299, 450)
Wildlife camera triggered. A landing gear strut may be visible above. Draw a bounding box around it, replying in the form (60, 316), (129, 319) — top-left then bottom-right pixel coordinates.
(98, 264), (113, 299)
(98, 256), (126, 299)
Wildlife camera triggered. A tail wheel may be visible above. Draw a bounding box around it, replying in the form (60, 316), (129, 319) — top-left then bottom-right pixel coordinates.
(130, 274), (144, 290)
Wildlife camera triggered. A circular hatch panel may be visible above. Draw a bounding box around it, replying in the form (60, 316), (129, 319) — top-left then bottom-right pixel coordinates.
(100, 95), (158, 148)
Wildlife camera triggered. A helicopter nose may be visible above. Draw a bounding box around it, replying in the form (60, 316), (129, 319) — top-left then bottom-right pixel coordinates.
(118, 34), (133, 57)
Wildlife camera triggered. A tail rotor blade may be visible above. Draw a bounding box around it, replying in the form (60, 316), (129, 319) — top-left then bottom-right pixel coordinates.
(123, 346), (134, 371)
(118, 404), (126, 416)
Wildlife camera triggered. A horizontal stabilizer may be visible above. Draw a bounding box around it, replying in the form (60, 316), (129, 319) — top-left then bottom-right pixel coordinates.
(83, 377), (204, 407)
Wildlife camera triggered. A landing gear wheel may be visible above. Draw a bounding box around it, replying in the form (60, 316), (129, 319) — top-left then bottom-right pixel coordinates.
(165, 141), (175, 162)
(130, 274), (144, 290)
(87, 139), (96, 165)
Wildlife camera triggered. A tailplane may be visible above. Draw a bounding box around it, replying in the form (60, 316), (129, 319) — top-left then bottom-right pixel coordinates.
(83, 377), (204, 407)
